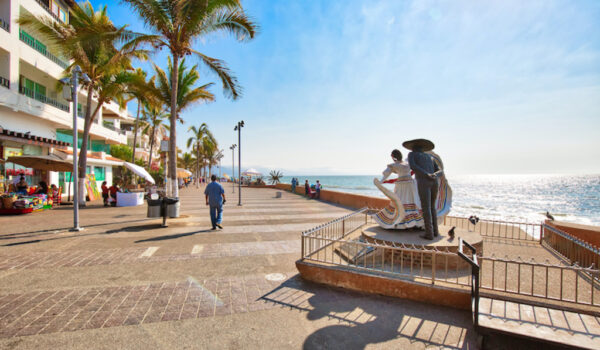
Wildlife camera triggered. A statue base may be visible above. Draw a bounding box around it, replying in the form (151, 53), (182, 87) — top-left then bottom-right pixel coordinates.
(361, 224), (483, 269)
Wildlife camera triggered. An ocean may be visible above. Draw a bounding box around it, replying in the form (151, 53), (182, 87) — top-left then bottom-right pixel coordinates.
(280, 174), (600, 226)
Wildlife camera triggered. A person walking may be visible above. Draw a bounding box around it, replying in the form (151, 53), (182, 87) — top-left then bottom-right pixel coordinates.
(205, 174), (226, 230)
(315, 180), (321, 199)
(304, 180), (310, 196)
(291, 177), (297, 193)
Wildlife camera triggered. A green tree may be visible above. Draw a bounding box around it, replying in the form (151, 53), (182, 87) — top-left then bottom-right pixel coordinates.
(110, 144), (133, 161)
(187, 123), (216, 188)
(19, 1), (153, 205)
(141, 102), (169, 171)
(123, 0), (258, 198)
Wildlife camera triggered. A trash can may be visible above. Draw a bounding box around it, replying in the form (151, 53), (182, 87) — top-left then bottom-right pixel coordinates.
(164, 197), (180, 218)
(147, 198), (162, 218)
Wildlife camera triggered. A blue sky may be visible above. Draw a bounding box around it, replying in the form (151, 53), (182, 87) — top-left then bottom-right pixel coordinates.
(96, 0), (600, 175)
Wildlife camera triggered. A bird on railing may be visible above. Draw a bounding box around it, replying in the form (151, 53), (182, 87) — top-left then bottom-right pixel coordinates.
(468, 215), (480, 226)
(448, 226), (456, 239)
(546, 211), (555, 221)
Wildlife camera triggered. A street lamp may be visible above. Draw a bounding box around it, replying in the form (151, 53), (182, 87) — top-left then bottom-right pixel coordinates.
(60, 65), (91, 232)
(229, 144), (236, 193)
(234, 120), (244, 205)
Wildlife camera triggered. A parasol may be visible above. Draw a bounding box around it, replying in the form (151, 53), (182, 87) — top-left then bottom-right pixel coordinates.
(123, 162), (155, 184)
(177, 168), (192, 178)
(242, 168), (262, 177)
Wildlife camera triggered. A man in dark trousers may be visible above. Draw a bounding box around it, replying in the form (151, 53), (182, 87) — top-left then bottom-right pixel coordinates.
(204, 175), (226, 230)
(404, 139), (443, 240)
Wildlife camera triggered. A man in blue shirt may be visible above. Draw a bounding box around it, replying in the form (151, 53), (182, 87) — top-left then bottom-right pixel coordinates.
(204, 175), (226, 230)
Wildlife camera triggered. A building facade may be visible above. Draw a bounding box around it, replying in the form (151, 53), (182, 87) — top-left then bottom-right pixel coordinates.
(0, 0), (130, 195)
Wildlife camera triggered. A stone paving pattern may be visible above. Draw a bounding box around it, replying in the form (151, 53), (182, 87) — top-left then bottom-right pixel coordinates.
(0, 186), (571, 349)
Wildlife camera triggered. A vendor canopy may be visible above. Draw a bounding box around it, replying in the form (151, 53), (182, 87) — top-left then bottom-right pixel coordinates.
(123, 162), (155, 184)
(176, 168), (192, 178)
(242, 168), (262, 177)
(7, 154), (72, 172)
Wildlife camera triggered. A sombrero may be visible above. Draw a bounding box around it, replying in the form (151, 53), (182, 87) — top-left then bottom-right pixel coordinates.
(402, 139), (435, 152)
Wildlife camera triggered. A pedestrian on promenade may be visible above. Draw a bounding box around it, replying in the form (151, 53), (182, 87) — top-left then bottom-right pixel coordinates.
(205, 174), (226, 230)
(291, 177), (297, 193)
(315, 180), (321, 199)
(305, 180), (310, 196)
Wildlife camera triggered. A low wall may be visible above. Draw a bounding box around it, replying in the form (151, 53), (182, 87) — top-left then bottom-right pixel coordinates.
(546, 220), (600, 246)
(275, 183), (389, 210)
(296, 260), (471, 311)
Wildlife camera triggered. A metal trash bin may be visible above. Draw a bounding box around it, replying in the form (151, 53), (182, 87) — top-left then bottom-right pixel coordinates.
(147, 198), (162, 218)
(164, 197), (180, 218)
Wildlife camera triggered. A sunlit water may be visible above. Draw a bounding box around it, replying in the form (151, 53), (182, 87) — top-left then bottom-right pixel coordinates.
(281, 174), (600, 226)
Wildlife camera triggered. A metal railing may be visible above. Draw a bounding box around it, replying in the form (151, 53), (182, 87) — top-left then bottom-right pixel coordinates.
(19, 30), (69, 69)
(480, 255), (600, 308)
(303, 234), (473, 286)
(0, 76), (8, 89)
(102, 121), (126, 135)
(0, 17), (9, 32)
(444, 215), (541, 241)
(542, 224), (600, 272)
(458, 238), (480, 327)
(35, 0), (65, 23)
(19, 86), (70, 112)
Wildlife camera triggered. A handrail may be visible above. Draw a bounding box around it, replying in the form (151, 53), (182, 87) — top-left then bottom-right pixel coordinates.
(458, 238), (480, 328)
(444, 215), (541, 241)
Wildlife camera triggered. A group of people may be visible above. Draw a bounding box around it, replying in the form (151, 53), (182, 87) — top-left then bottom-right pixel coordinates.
(100, 181), (121, 207)
(290, 177), (321, 198)
(13, 176), (58, 196)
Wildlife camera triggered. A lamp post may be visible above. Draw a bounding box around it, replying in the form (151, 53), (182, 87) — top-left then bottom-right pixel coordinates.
(229, 144), (236, 193)
(60, 65), (90, 232)
(234, 121), (244, 206)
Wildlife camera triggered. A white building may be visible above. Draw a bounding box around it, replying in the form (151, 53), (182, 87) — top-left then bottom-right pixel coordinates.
(0, 0), (130, 196)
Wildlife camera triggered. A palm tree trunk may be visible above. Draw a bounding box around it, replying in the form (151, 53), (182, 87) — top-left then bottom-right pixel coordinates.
(196, 142), (200, 189)
(168, 54), (179, 198)
(147, 123), (156, 171)
(131, 100), (141, 163)
(76, 87), (95, 206)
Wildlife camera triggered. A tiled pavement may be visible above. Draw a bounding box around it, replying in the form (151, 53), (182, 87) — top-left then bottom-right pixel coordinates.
(0, 186), (484, 349)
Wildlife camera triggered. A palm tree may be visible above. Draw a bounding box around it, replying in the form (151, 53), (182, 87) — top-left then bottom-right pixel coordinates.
(141, 102), (169, 171)
(123, 0), (258, 198)
(269, 170), (283, 185)
(18, 2), (153, 205)
(179, 152), (195, 170)
(126, 69), (157, 164)
(187, 123), (216, 188)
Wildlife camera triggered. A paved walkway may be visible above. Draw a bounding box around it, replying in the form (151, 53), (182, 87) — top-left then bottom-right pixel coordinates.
(0, 186), (485, 349)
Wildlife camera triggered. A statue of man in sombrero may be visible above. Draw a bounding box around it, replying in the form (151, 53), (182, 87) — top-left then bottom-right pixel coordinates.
(371, 139), (452, 239)
(404, 139), (443, 240)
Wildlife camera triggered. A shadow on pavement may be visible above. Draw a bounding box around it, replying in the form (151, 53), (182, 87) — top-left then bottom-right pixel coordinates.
(260, 275), (475, 350)
(134, 229), (212, 243)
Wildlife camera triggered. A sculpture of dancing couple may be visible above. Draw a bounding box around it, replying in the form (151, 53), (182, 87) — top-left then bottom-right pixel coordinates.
(372, 139), (452, 240)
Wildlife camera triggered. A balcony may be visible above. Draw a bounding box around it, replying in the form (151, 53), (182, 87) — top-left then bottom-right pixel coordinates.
(19, 30), (69, 69)
(102, 121), (126, 136)
(0, 76), (8, 89)
(19, 85), (70, 112)
(0, 17), (8, 32)
(34, 0), (65, 23)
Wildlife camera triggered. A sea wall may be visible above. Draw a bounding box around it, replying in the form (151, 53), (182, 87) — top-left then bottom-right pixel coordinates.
(546, 220), (600, 246)
(275, 183), (389, 210)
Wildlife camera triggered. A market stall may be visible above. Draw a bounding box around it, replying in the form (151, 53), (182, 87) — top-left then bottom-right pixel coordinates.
(0, 154), (72, 214)
(115, 162), (155, 207)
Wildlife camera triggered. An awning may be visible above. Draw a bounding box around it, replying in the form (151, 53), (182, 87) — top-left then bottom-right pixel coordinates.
(242, 168), (262, 177)
(222, 173), (230, 180)
(7, 154), (73, 172)
(123, 162), (155, 184)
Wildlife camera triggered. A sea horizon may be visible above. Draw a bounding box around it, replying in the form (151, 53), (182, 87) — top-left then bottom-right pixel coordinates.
(278, 174), (600, 226)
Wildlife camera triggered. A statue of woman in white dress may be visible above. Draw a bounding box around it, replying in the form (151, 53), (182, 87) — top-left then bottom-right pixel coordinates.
(372, 149), (452, 230)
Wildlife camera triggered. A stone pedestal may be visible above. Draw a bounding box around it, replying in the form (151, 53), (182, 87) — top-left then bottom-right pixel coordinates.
(361, 224), (483, 269)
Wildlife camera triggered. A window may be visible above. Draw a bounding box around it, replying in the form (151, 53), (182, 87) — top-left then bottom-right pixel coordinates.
(59, 8), (67, 23)
(94, 167), (105, 181)
(51, 1), (59, 16)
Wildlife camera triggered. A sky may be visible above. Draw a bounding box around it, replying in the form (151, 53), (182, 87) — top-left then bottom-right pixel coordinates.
(95, 0), (600, 176)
